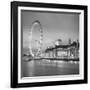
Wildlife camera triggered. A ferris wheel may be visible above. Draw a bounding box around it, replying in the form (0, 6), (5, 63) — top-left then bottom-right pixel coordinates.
(29, 20), (43, 57)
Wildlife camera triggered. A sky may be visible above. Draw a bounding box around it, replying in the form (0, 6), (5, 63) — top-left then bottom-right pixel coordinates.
(21, 10), (79, 50)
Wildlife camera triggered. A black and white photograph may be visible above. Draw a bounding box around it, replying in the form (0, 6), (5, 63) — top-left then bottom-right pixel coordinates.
(11, 1), (87, 88)
(21, 10), (80, 77)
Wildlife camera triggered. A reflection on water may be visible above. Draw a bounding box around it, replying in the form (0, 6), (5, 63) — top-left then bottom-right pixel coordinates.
(21, 59), (79, 77)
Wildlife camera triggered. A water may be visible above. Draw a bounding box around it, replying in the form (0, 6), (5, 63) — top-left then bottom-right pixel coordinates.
(21, 59), (79, 77)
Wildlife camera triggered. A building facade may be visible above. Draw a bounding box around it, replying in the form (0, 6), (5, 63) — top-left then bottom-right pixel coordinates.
(44, 41), (79, 59)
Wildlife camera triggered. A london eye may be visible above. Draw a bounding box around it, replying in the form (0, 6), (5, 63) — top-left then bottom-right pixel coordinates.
(29, 20), (43, 57)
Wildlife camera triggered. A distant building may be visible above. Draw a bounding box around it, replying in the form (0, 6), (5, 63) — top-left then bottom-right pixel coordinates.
(68, 38), (71, 45)
(54, 39), (62, 46)
(44, 40), (79, 59)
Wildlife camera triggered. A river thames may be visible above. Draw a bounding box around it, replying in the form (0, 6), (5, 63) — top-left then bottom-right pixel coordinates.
(21, 59), (79, 77)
